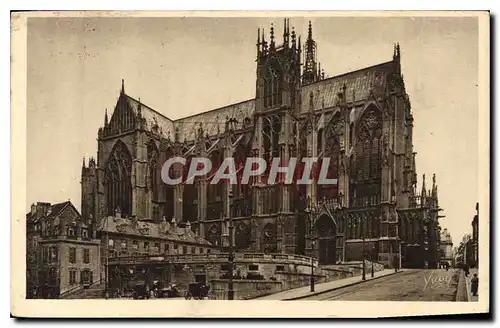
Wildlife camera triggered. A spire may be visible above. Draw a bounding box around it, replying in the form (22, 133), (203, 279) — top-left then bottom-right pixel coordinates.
(104, 108), (108, 126)
(393, 43), (401, 72)
(261, 29), (267, 54)
(291, 26), (296, 49)
(421, 174), (427, 204)
(432, 173), (437, 196)
(302, 20), (318, 85)
(269, 23), (275, 51)
(283, 18), (290, 48)
(121, 79), (124, 94)
(257, 28), (261, 58)
(82, 157), (86, 168)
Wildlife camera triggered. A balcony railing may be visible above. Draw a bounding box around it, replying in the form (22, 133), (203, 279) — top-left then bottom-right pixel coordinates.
(108, 252), (318, 267)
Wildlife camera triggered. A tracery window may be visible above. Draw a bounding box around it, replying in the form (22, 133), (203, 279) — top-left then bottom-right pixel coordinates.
(262, 223), (277, 253)
(264, 67), (282, 108)
(105, 140), (132, 216)
(235, 222), (251, 249)
(317, 116), (341, 201)
(263, 114), (282, 170)
(147, 141), (159, 201)
(163, 147), (175, 221)
(183, 155), (198, 222)
(351, 106), (382, 207)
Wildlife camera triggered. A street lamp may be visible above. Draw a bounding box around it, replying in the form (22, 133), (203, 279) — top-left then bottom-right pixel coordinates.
(310, 239), (316, 292)
(227, 189), (235, 300)
(369, 244), (375, 278)
(350, 217), (366, 281)
(305, 196), (316, 292)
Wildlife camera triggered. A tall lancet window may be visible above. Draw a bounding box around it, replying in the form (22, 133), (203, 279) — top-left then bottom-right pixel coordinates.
(317, 116), (341, 202)
(105, 140), (132, 216)
(147, 140), (159, 201)
(352, 105), (382, 207)
(264, 66), (282, 108)
(163, 147), (175, 221)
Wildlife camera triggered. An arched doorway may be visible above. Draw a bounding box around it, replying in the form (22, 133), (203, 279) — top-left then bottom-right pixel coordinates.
(315, 214), (336, 265)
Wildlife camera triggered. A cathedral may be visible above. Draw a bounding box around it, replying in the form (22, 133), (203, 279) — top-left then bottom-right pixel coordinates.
(81, 19), (443, 269)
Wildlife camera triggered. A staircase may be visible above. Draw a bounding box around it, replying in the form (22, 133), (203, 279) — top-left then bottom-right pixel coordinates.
(60, 282), (105, 299)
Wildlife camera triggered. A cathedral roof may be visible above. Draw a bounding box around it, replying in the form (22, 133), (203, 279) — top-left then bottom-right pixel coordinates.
(125, 95), (175, 135)
(300, 60), (395, 113)
(114, 59), (397, 142)
(174, 99), (255, 141)
(96, 216), (212, 246)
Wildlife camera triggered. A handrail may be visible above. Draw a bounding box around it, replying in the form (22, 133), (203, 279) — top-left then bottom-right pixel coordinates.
(59, 277), (105, 299)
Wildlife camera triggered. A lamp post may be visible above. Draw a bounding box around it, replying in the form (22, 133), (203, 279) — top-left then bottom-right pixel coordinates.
(362, 225), (366, 281)
(310, 239), (316, 292)
(369, 244), (375, 278)
(227, 189), (234, 300)
(350, 218), (366, 281)
(305, 196), (316, 292)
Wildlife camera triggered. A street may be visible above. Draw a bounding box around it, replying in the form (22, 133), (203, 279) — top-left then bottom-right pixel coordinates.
(299, 269), (459, 301)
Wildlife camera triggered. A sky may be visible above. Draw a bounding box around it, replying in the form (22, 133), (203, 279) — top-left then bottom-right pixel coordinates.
(26, 15), (479, 245)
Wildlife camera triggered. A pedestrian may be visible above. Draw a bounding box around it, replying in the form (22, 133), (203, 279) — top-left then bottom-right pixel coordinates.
(464, 264), (470, 277)
(471, 274), (478, 296)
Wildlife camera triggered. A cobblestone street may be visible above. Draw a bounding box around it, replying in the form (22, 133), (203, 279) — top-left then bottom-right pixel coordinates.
(300, 269), (459, 301)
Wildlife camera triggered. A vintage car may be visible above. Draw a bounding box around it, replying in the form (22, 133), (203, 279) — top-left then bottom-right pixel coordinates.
(155, 284), (180, 298)
(184, 282), (210, 300)
(132, 281), (150, 299)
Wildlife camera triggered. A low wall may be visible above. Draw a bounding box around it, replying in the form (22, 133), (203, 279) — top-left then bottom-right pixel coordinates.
(210, 279), (283, 300)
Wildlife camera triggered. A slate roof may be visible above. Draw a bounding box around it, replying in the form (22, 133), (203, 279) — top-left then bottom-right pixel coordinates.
(125, 95), (175, 136)
(26, 201), (74, 223)
(96, 217), (212, 246)
(111, 59), (396, 143)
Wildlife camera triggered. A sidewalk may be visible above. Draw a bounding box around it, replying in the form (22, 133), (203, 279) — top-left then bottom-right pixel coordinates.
(464, 268), (479, 302)
(254, 269), (401, 300)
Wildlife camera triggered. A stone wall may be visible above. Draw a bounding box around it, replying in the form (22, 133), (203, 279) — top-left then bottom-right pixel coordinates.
(210, 279), (283, 300)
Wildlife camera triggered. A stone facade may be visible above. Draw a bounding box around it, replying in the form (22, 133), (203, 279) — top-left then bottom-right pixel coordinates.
(81, 20), (443, 270)
(439, 228), (454, 267)
(26, 201), (100, 298)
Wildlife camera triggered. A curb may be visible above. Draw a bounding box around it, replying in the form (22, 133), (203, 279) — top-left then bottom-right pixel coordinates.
(464, 272), (472, 302)
(454, 269), (470, 302)
(284, 270), (405, 301)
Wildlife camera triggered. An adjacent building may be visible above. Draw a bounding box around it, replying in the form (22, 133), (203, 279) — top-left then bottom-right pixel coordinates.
(439, 228), (453, 267)
(95, 210), (217, 283)
(472, 202), (479, 268)
(26, 201), (100, 298)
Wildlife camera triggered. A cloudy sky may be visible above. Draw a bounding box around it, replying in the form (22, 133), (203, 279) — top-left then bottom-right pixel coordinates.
(26, 15), (479, 244)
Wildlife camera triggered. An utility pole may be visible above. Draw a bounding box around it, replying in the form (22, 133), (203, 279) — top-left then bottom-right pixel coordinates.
(227, 189), (234, 300)
(306, 197), (316, 292)
(103, 215), (109, 299)
(361, 218), (366, 281)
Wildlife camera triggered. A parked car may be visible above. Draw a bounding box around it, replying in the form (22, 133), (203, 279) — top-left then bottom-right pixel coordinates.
(132, 281), (150, 299)
(156, 284), (180, 298)
(184, 282), (210, 300)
